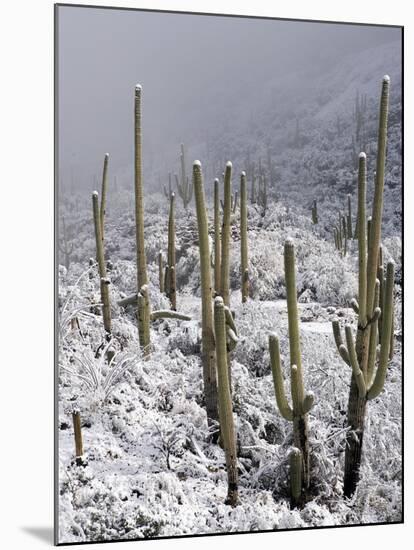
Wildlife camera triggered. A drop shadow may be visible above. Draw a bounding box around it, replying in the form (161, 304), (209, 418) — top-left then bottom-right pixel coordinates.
(21, 526), (54, 544)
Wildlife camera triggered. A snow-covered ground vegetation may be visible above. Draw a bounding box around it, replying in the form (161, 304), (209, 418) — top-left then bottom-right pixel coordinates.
(57, 36), (402, 544)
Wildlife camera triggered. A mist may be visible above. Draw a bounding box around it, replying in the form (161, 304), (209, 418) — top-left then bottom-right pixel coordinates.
(57, 6), (400, 191)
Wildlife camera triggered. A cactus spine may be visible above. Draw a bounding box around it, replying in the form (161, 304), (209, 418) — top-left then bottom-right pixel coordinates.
(177, 144), (193, 209)
(165, 193), (176, 310)
(240, 171), (249, 303)
(220, 161), (232, 306)
(214, 178), (221, 294)
(311, 199), (318, 224)
(332, 77), (393, 497)
(134, 85), (150, 350)
(214, 296), (239, 507)
(92, 191), (111, 335)
(269, 240), (314, 491)
(100, 153), (109, 242)
(193, 160), (219, 424)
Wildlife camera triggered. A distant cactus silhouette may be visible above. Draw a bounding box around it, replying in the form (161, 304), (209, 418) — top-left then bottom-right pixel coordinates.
(240, 171), (249, 303)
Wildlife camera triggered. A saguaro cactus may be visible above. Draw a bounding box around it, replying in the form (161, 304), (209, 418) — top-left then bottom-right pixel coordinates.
(158, 251), (164, 293)
(331, 76), (393, 497)
(214, 296), (239, 507)
(134, 84), (150, 349)
(59, 216), (73, 270)
(311, 199), (318, 224)
(100, 153), (109, 242)
(240, 171), (249, 303)
(214, 178), (221, 294)
(347, 194), (353, 239)
(165, 193), (176, 310)
(176, 144), (193, 209)
(193, 160), (219, 424)
(220, 162), (232, 306)
(163, 173), (174, 199)
(92, 191), (111, 335)
(269, 240), (314, 491)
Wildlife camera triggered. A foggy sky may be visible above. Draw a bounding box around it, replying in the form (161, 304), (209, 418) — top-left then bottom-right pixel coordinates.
(56, 6), (400, 190)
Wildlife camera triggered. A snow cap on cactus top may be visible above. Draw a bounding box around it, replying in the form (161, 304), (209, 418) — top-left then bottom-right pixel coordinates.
(285, 237), (294, 246)
(241, 171), (246, 177)
(226, 161), (232, 168)
(105, 153), (109, 158)
(359, 152), (366, 159)
(193, 160), (202, 167)
(92, 190), (99, 198)
(135, 84), (142, 91)
(214, 178), (219, 183)
(214, 296), (224, 305)
(383, 74), (390, 82)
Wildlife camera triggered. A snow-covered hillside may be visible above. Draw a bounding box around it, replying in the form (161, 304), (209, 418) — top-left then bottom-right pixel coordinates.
(57, 38), (402, 545)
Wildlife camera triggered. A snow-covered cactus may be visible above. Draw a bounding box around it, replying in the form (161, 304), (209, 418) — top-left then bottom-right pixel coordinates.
(92, 191), (111, 335)
(58, 216), (73, 270)
(269, 240), (314, 489)
(214, 178), (221, 294)
(177, 144), (193, 209)
(220, 161), (232, 306)
(257, 174), (267, 213)
(311, 199), (318, 224)
(72, 410), (84, 466)
(240, 171), (249, 303)
(137, 284), (151, 354)
(165, 193), (176, 310)
(163, 173), (174, 199)
(347, 194), (353, 239)
(100, 153), (109, 242)
(158, 251), (164, 293)
(331, 76), (394, 497)
(193, 160), (218, 424)
(214, 296), (239, 507)
(134, 84), (150, 349)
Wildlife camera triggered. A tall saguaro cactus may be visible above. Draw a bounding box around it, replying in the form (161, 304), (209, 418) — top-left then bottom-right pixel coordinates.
(176, 143), (193, 209)
(240, 171), (249, 303)
(166, 193), (177, 310)
(220, 161), (232, 306)
(332, 76), (394, 497)
(214, 296), (239, 507)
(100, 153), (109, 242)
(134, 84), (150, 350)
(269, 240), (314, 496)
(311, 199), (318, 224)
(347, 194), (353, 239)
(59, 216), (73, 270)
(214, 178), (221, 294)
(92, 191), (111, 335)
(193, 160), (219, 424)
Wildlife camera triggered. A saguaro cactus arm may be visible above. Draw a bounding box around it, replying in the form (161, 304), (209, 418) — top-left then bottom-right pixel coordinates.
(367, 261), (395, 400)
(269, 334), (293, 421)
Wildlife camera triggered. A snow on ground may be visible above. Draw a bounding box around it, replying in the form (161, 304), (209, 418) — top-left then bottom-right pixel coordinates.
(57, 199), (402, 544)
